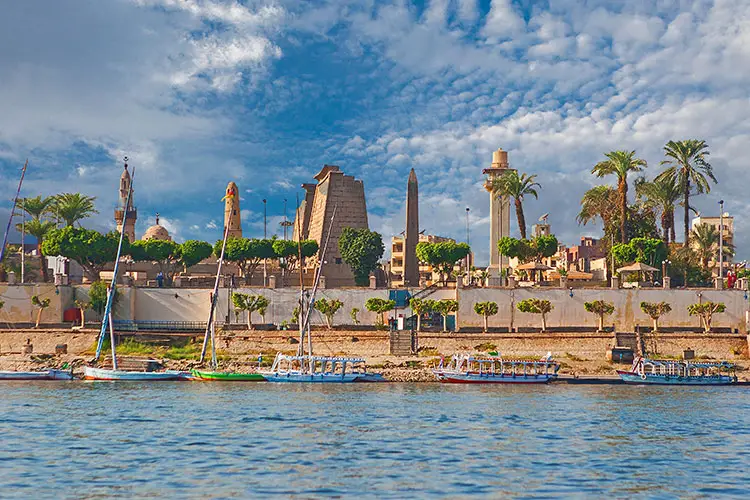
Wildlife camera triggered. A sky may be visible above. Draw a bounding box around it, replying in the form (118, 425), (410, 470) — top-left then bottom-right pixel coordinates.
(1, 0), (749, 265)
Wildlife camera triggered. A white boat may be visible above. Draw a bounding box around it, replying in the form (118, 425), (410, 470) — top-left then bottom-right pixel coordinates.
(433, 353), (560, 384)
(262, 354), (384, 383)
(84, 366), (185, 381)
(0, 369), (74, 381)
(617, 356), (738, 385)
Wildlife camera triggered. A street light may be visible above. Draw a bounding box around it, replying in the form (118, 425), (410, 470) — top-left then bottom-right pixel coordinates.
(719, 200), (724, 287)
(263, 198), (268, 286)
(465, 207), (470, 273)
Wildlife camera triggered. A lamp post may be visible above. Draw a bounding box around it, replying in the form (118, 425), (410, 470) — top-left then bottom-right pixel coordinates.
(263, 198), (268, 286)
(20, 197), (25, 284)
(719, 200), (724, 289)
(662, 259), (671, 289)
(465, 207), (470, 273)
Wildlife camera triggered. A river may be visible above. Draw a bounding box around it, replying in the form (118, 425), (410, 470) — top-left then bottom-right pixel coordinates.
(0, 382), (748, 498)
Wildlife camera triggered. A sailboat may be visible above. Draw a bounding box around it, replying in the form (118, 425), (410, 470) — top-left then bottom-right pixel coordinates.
(84, 158), (185, 381)
(262, 206), (384, 383)
(0, 160), (73, 381)
(189, 186), (265, 382)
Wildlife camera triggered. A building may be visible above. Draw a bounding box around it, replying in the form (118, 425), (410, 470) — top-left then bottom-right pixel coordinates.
(223, 181), (242, 239)
(114, 159), (137, 243)
(142, 213), (172, 242)
(483, 148), (513, 278)
(293, 165), (369, 287)
(692, 213), (735, 275)
(390, 234), (473, 287)
(566, 237), (606, 273)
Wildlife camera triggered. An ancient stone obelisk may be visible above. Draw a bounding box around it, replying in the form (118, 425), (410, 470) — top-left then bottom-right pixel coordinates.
(404, 168), (419, 287)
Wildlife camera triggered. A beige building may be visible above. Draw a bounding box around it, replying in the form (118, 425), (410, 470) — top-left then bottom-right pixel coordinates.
(483, 148), (513, 278)
(391, 234), (472, 287)
(294, 165), (369, 287)
(114, 159), (137, 243)
(692, 213), (735, 275)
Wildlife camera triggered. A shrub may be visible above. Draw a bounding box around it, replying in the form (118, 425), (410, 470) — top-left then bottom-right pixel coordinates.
(640, 302), (672, 332)
(473, 301), (499, 332)
(583, 300), (615, 332)
(409, 298), (436, 332)
(517, 298), (553, 332)
(433, 299), (458, 332)
(687, 302), (726, 333)
(313, 298), (344, 329)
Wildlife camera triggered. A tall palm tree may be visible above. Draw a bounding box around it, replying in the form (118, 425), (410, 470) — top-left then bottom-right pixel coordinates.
(655, 140), (715, 246)
(16, 219), (57, 282)
(491, 171), (541, 239)
(691, 223), (734, 271)
(53, 193), (98, 227)
(21, 195), (55, 221)
(635, 176), (681, 244)
(577, 185), (619, 227)
(591, 151), (647, 243)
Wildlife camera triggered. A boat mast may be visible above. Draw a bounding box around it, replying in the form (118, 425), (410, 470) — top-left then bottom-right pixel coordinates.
(0, 159), (28, 265)
(199, 191), (233, 367)
(94, 157), (135, 366)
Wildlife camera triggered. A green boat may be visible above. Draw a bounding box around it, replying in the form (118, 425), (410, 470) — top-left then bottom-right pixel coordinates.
(190, 369), (266, 382)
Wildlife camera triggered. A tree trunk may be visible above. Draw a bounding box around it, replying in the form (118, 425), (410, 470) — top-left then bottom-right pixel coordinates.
(669, 210), (676, 244)
(598, 314), (604, 332)
(661, 212), (670, 244)
(483, 315), (488, 333)
(652, 318), (658, 333)
(515, 198), (527, 240)
(442, 314), (447, 332)
(416, 314), (421, 332)
(247, 311), (254, 330)
(38, 241), (49, 283)
(325, 314), (332, 330)
(80, 307), (86, 328)
(703, 313), (711, 333)
(619, 180), (628, 244)
(683, 177), (691, 246)
(541, 313), (547, 332)
(35, 308), (43, 328)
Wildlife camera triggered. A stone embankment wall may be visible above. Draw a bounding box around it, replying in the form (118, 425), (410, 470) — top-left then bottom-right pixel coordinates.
(457, 288), (749, 333)
(0, 284), (73, 324)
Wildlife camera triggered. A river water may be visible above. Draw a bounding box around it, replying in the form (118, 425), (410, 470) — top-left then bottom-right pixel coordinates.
(0, 382), (748, 499)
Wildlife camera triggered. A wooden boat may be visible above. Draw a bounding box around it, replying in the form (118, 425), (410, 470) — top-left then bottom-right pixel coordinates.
(84, 366), (185, 381)
(433, 353), (560, 384)
(0, 369), (74, 381)
(262, 354), (384, 383)
(189, 369), (265, 382)
(617, 356), (738, 385)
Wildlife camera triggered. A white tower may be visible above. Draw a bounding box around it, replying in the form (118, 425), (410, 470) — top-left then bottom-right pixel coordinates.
(483, 148), (514, 276)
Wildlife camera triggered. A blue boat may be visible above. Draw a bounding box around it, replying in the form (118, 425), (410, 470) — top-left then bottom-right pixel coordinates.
(617, 356), (737, 385)
(262, 354), (384, 383)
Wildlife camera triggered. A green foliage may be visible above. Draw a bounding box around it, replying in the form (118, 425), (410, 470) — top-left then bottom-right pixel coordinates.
(687, 301), (726, 333)
(584, 300), (615, 316)
(349, 307), (360, 325)
(180, 240), (213, 270)
(365, 298), (396, 314)
(497, 235), (558, 263)
(130, 239), (181, 285)
(490, 171), (541, 239)
(534, 235), (558, 259)
(409, 298), (435, 315)
(338, 227), (385, 286)
(313, 298), (344, 328)
(416, 241), (471, 282)
(31, 295), (50, 309)
(473, 301), (499, 317)
(0, 300), (3, 310)
(89, 280), (109, 316)
(291, 305), (300, 324)
(433, 299), (459, 332)
(611, 237), (667, 267)
(640, 302), (672, 320)
(517, 298), (553, 315)
(272, 239), (319, 272)
(53, 193), (98, 227)
(42, 226), (122, 282)
(232, 292), (270, 329)
(216, 238), (276, 283)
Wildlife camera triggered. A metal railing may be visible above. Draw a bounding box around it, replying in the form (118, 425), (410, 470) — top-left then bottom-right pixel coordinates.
(112, 320), (208, 332)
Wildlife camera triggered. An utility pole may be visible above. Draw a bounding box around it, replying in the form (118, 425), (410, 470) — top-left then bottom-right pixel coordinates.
(719, 200), (724, 288)
(263, 198), (268, 286)
(465, 207), (470, 273)
(20, 197), (25, 284)
(280, 198), (293, 240)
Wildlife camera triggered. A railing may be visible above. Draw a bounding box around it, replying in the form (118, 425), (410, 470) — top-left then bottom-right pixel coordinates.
(113, 320), (208, 332)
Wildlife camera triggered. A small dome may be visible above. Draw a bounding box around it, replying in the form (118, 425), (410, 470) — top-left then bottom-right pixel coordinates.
(142, 213), (171, 241)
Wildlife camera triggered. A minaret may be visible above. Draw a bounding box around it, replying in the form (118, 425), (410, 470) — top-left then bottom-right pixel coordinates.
(483, 148), (514, 274)
(223, 181), (242, 238)
(404, 168), (419, 287)
(114, 157), (137, 243)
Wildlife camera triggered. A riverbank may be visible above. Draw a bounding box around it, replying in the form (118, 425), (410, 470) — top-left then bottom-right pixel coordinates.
(1, 328), (748, 382)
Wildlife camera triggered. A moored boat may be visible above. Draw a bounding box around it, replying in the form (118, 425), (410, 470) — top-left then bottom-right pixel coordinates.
(0, 368), (74, 381)
(84, 366), (186, 381)
(189, 369), (265, 382)
(262, 354), (384, 383)
(617, 356), (738, 385)
(433, 353), (560, 384)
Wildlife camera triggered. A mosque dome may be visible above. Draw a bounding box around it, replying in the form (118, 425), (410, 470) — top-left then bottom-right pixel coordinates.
(142, 213), (171, 241)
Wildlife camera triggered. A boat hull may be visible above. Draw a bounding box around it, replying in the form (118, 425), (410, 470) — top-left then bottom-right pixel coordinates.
(0, 369), (74, 381)
(189, 369), (265, 382)
(617, 370), (737, 385)
(434, 371), (556, 384)
(263, 372), (361, 383)
(84, 366), (186, 381)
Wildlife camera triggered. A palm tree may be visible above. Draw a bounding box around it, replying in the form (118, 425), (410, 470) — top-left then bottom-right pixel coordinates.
(635, 176), (681, 244)
(591, 151), (647, 243)
(577, 185), (619, 227)
(15, 219), (56, 282)
(656, 140), (715, 246)
(53, 193), (98, 227)
(691, 223), (734, 271)
(21, 195), (55, 220)
(491, 171), (541, 239)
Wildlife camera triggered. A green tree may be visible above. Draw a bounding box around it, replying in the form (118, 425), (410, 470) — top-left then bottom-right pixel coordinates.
(497, 236), (532, 262)
(272, 239), (319, 285)
(577, 185), (619, 227)
(517, 298), (553, 332)
(350, 307), (360, 325)
(89, 280), (109, 317)
(31, 295), (50, 328)
(74, 299), (91, 328)
(217, 238), (276, 284)
(584, 300), (615, 332)
(338, 227), (385, 286)
(365, 297), (395, 327)
(635, 176), (681, 244)
(41, 226), (122, 282)
(53, 193), (98, 227)
(409, 297), (435, 332)
(433, 299), (458, 332)
(691, 224), (733, 271)
(532, 235), (558, 261)
(231, 292), (269, 330)
(16, 219), (56, 282)
(416, 241), (471, 284)
(688, 301), (725, 333)
(591, 151), (648, 243)
(130, 239), (181, 285)
(640, 302), (672, 332)
(656, 140), (715, 246)
(474, 301), (499, 333)
(180, 240), (213, 272)
(313, 298), (344, 329)
(490, 171), (541, 239)
(611, 237), (667, 268)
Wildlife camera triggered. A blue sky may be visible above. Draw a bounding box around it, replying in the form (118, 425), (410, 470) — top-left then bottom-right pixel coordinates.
(1, 0), (749, 265)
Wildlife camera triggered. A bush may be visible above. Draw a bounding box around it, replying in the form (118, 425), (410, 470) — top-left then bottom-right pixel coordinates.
(517, 298), (553, 332)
